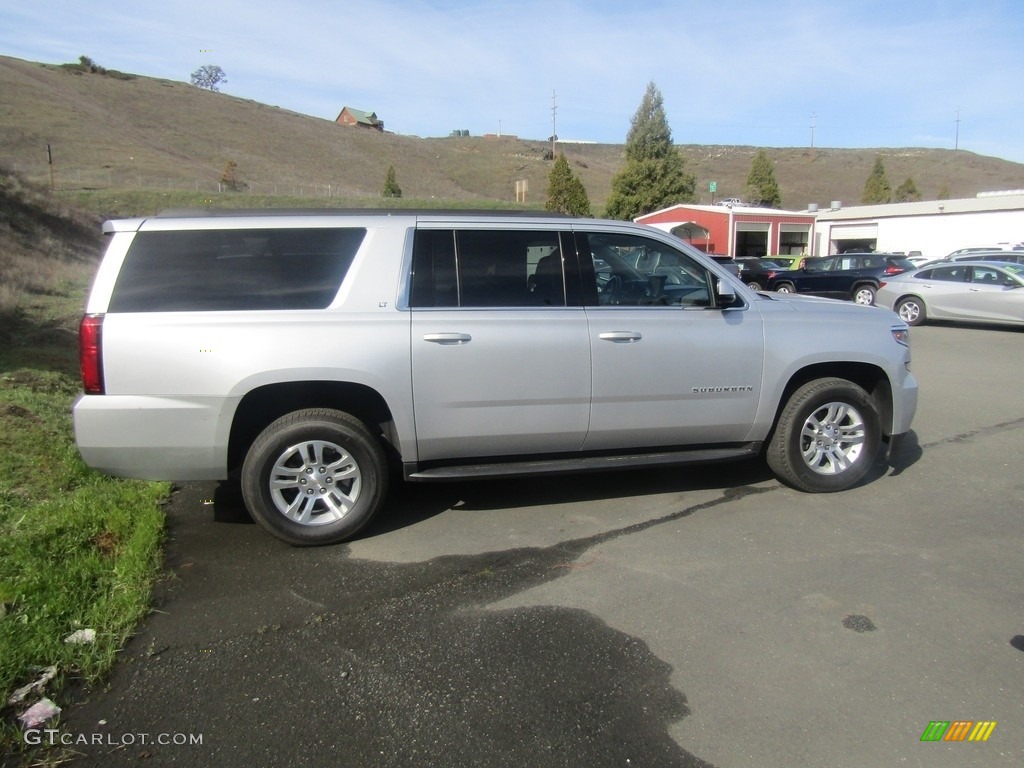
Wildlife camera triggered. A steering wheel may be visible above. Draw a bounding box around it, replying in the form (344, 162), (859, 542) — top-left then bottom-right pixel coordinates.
(601, 275), (622, 304)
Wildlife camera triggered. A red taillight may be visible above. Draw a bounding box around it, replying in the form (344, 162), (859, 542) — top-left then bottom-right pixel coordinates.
(79, 314), (105, 394)
(879, 281), (888, 288)
(884, 265), (902, 275)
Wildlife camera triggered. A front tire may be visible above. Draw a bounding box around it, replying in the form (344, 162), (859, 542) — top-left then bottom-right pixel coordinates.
(766, 378), (881, 492)
(895, 296), (925, 326)
(774, 282), (794, 294)
(241, 409), (388, 546)
(746, 280), (763, 291)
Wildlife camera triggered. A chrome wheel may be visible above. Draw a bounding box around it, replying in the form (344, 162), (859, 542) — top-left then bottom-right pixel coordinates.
(242, 409), (388, 545)
(766, 377), (880, 492)
(895, 297), (924, 326)
(798, 401), (866, 475)
(269, 439), (361, 526)
(853, 286), (876, 305)
(775, 283), (794, 294)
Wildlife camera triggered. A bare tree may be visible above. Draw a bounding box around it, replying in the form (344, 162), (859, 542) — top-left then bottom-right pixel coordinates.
(191, 65), (227, 92)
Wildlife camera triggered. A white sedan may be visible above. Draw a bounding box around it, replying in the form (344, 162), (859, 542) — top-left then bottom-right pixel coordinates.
(876, 260), (1024, 327)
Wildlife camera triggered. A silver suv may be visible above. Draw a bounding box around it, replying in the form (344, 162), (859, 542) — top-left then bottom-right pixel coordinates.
(74, 211), (918, 545)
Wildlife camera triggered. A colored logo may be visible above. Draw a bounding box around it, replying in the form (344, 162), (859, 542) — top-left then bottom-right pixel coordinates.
(920, 721), (996, 742)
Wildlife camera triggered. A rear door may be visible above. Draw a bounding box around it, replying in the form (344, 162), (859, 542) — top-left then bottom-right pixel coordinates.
(409, 226), (591, 462)
(573, 229), (765, 450)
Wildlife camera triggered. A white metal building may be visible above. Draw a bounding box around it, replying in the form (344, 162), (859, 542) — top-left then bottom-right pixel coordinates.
(811, 192), (1024, 260)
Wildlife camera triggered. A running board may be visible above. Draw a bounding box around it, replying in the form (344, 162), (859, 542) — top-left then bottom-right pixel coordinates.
(405, 443), (762, 481)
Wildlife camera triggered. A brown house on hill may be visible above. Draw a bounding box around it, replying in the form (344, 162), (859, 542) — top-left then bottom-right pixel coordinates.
(335, 106), (384, 131)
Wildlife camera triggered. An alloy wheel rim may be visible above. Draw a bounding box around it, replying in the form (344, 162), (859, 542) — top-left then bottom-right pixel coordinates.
(268, 440), (361, 525)
(799, 401), (866, 475)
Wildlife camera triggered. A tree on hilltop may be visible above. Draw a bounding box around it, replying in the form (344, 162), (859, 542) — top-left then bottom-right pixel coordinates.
(604, 81), (696, 220)
(191, 65), (227, 92)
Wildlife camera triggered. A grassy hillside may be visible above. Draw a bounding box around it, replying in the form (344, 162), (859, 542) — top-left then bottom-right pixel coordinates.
(2, 54), (1024, 215)
(0, 168), (168, 756)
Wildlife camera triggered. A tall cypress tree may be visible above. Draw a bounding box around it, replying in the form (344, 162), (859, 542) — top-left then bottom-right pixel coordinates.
(745, 150), (782, 208)
(604, 82), (696, 220)
(861, 157), (892, 204)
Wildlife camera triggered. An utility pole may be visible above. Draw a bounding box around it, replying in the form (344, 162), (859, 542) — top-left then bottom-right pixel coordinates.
(551, 90), (557, 159)
(47, 143), (55, 191)
(810, 112), (816, 149)
(954, 107), (961, 150)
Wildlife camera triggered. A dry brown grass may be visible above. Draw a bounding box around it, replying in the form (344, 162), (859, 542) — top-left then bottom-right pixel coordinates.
(0, 168), (102, 317)
(2, 55), (1023, 215)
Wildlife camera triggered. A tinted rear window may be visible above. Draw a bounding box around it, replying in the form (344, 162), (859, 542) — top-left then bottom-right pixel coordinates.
(109, 228), (366, 312)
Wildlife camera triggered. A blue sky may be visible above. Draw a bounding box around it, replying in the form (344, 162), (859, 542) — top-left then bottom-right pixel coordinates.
(3, 0), (1024, 162)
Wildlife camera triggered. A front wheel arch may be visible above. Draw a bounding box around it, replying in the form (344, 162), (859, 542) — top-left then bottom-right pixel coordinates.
(894, 295), (926, 326)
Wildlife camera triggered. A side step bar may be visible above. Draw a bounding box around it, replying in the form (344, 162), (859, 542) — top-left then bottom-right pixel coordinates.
(405, 443), (762, 481)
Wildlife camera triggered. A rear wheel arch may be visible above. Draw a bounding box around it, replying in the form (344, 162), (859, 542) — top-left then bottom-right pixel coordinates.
(228, 381), (398, 475)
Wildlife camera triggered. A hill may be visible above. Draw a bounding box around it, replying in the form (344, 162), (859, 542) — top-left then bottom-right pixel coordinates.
(2, 54), (1024, 214)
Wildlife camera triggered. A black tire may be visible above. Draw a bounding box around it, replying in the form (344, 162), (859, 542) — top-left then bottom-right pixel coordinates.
(747, 280), (763, 291)
(852, 284), (877, 305)
(774, 282), (795, 294)
(241, 408), (388, 546)
(894, 296), (926, 326)
(766, 378), (881, 493)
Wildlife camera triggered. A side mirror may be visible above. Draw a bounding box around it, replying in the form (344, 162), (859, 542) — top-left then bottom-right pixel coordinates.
(715, 279), (738, 308)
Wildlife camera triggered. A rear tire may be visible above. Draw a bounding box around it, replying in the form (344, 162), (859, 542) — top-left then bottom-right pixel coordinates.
(853, 284), (877, 305)
(767, 378), (881, 493)
(241, 408), (388, 546)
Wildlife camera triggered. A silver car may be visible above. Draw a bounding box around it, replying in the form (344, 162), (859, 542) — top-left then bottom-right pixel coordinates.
(876, 260), (1024, 327)
(74, 211), (918, 545)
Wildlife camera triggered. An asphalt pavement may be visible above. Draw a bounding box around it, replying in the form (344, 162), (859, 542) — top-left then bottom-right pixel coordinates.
(50, 323), (1024, 767)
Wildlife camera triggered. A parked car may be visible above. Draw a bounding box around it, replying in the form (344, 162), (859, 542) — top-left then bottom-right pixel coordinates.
(876, 260), (1024, 327)
(73, 210), (917, 545)
(735, 258), (786, 291)
(946, 251), (1024, 266)
(767, 253), (916, 305)
(946, 244), (1024, 259)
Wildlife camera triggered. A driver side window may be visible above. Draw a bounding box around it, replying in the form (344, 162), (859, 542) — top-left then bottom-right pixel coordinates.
(578, 232), (711, 308)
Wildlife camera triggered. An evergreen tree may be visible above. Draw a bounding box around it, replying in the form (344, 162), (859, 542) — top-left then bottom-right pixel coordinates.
(937, 184), (951, 200)
(894, 177), (922, 202)
(382, 165), (402, 198)
(861, 157), (892, 204)
(604, 82), (696, 220)
(545, 153), (591, 216)
(745, 150), (782, 208)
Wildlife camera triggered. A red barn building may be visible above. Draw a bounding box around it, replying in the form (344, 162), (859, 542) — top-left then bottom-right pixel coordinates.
(636, 204), (817, 259)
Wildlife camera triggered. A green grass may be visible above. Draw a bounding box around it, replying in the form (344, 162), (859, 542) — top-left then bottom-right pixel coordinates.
(0, 289), (169, 755)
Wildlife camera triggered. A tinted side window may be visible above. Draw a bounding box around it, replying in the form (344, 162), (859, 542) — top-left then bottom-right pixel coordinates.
(109, 228), (365, 312)
(926, 266), (968, 282)
(578, 232), (711, 307)
(411, 230), (566, 308)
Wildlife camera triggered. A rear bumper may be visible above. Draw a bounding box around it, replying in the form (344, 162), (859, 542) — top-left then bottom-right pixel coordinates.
(72, 394), (232, 480)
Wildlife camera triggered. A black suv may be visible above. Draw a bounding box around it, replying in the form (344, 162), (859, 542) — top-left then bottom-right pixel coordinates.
(767, 253), (915, 305)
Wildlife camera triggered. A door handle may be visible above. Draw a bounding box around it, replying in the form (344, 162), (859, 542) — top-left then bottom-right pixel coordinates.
(599, 331), (642, 343)
(423, 333), (472, 345)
